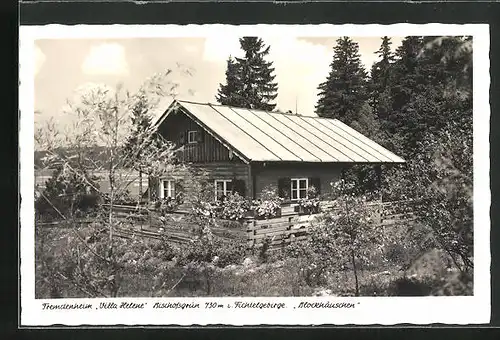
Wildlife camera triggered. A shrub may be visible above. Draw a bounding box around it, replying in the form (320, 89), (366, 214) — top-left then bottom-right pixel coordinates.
(192, 200), (218, 218)
(252, 185), (283, 219)
(35, 166), (100, 220)
(217, 192), (251, 220)
(286, 180), (387, 294)
(388, 277), (435, 296)
(285, 234), (333, 287)
(297, 186), (320, 214)
(177, 228), (246, 268)
(258, 237), (272, 263)
(215, 219), (243, 229)
(155, 196), (180, 214)
(112, 190), (138, 206)
(383, 118), (473, 273)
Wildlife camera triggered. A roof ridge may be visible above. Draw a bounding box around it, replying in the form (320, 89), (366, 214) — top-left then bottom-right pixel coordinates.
(175, 98), (321, 118)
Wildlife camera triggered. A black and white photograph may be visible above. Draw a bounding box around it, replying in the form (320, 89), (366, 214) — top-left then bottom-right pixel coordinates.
(19, 24), (490, 326)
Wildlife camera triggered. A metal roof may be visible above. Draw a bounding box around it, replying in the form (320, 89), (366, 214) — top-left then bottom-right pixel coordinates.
(153, 99), (405, 164)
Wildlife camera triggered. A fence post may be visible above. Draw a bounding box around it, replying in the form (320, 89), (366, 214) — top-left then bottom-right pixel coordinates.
(253, 220), (257, 250)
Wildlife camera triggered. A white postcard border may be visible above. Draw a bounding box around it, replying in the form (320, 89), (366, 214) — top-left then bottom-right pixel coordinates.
(20, 23), (491, 326)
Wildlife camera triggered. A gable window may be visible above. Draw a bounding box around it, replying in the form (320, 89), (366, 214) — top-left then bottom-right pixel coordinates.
(214, 179), (232, 200)
(187, 130), (199, 144)
(291, 178), (308, 201)
(159, 179), (175, 199)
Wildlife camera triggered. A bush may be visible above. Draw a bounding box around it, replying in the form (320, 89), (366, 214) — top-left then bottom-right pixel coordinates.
(111, 190), (138, 206)
(285, 180), (387, 294)
(252, 185), (283, 219)
(155, 197), (180, 214)
(215, 219), (243, 229)
(258, 237), (272, 264)
(35, 166), (100, 220)
(383, 118), (473, 273)
(177, 230), (246, 268)
(297, 186), (320, 214)
(217, 192), (251, 220)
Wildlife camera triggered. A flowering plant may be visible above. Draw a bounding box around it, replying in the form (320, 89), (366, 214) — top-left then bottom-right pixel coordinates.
(252, 185), (283, 219)
(155, 196), (180, 214)
(192, 200), (218, 218)
(297, 186), (320, 214)
(218, 192), (251, 221)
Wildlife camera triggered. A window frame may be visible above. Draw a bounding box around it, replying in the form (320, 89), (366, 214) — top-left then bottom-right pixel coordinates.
(214, 179), (232, 201)
(159, 179), (175, 199)
(187, 130), (199, 144)
(290, 177), (309, 201)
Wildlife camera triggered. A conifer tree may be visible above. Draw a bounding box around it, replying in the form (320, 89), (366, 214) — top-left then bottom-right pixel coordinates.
(370, 37), (395, 123)
(371, 37), (395, 88)
(378, 36), (424, 155)
(315, 37), (369, 124)
(216, 37), (278, 111)
(385, 36), (472, 157)
(216, 56), (244, 107)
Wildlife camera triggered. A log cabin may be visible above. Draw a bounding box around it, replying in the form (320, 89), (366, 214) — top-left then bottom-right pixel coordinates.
(147, 98), (405, 210)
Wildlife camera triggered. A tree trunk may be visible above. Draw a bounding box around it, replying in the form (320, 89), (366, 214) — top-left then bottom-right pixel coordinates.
(138, 168), (143, 201)
(351, 247), (360, 297)
(375, 164), (383, 202)
(109, 167), (114, 242)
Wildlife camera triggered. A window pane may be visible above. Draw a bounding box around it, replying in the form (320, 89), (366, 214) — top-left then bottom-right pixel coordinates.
(225, 181), (233, 194)
(299, 189), (307, 198)
(162, 181), (167, 198)
(162, 180), (171, 198)
(188, 131), (197, 143)
(216, 180), (229, 199)
(299, 179), (307, 189)
(292, 180), (297, 189)
(291, 190), (298, 200)
(170, 182), (175, 198)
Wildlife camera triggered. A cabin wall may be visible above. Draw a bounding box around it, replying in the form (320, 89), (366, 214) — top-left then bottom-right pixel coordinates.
(190, 162), (252, 199)
(152, 162), (251, 208)
(252, 162), (344, 200)
(157, 109), (236, 163)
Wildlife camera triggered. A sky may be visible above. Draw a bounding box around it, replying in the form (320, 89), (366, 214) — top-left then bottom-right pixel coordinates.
(34, 36), (403, 125)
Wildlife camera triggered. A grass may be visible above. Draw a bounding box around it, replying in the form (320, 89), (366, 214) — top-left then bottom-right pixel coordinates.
(35, 223), (473, 298)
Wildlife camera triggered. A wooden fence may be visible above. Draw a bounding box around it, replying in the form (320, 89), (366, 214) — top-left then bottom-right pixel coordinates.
(36, 200), (419, 251)
(244, 200), (419, 250)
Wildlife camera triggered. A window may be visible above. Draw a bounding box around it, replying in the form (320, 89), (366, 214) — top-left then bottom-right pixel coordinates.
(187, 130), (199, 144)
(159, 179), (175, 199)
(291, 178), (308, 201)
(278, 177), (320, 201)
(214, 179), (232, 200)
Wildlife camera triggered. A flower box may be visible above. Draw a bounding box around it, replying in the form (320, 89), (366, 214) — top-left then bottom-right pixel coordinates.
(254, 207), (282, 220)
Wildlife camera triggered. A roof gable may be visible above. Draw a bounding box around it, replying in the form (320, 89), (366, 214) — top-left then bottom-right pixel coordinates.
(153, 99), (405, 164)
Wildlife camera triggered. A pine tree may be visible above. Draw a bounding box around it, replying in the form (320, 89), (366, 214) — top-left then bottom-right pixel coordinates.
(380, 36), (424, 155)
(385, 36), (472, 157)
(315, 37), (369, 125)
(371, 37), (395, 86)
(216, 37), (278, 111)
(216, 56), (244, 107)
(370, 37), (395, 123)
